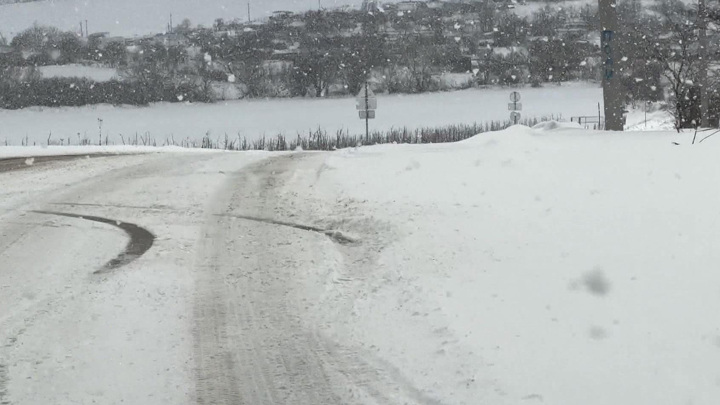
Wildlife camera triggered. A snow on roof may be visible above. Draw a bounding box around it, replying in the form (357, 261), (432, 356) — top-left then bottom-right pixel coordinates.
(38, 64), (120, 82)
(492, 46), (528, 57)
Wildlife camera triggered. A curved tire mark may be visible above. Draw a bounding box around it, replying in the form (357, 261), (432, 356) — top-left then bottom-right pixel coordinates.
(215, 213), (358, 245)
(31, 210), (155, 274)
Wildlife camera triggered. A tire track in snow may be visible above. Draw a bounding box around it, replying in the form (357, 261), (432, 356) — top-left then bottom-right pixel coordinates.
(193, 154), (443, 405)
(214, 213), (358, 245)
(0, 363), (8, 405)
(47, 204), (359, 244)
(30, 211), (155, 273)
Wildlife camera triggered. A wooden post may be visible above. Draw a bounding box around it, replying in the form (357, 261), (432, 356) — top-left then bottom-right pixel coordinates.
(365, 81), (369, 141)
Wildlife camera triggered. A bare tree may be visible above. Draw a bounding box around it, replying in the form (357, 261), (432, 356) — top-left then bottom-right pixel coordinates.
(646, 0), (701, 130)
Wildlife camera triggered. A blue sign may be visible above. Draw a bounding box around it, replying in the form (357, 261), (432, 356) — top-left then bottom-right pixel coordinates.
(602, 30), (615, 81)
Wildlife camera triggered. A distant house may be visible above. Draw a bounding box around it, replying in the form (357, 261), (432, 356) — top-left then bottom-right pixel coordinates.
(492, 46), (528, 58)
(0, 44), (15, 63)
(271, 11), (294, 20)
(155, 33), (190, 47)
(361, 1), (381, 12)
(557, 19), (589, 36)
(99, 36), (127, 48)
(396, 1), (428, 12)
(214, 29), (240, 38)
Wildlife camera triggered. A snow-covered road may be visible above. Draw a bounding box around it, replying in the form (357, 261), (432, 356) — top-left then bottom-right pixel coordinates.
(0, 151), (439, 405)
(3, 124), (720, 405)
(1, 152), (263, 404)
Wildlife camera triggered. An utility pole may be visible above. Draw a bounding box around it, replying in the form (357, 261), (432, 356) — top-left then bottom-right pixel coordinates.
(79, 21), (83, 37)
(85, 20), (88, 37)
(699, 0), (709, 127)
(248, 2), (251, 23)
(598, 0), (624, 131)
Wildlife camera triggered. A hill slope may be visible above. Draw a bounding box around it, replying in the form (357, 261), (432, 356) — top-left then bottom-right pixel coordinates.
(0, 0), (378, 37)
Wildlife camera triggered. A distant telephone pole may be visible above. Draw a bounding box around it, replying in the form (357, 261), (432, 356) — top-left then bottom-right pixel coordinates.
(85, 20), (88, 37)
(248, 2), (251, 22)
(598, 0), (624, 131)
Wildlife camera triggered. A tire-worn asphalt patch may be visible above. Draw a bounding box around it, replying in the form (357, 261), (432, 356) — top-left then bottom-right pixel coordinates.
(30, 210), (155, 273)
(0, 154), (127, 173)
(216, 213), (358, 245)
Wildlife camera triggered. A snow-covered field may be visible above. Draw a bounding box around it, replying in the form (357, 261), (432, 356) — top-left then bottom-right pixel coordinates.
(0, 82), (601, 146)
(38, 64), (119, 82)
(2, 123), (719, 404)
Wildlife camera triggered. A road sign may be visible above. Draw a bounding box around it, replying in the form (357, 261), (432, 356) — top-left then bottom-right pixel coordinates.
(357, 86), (376, 99)
(358, 82), (376, 137)
(359, 110), (376, 119)
(509, 91), (521, 103)
(510, 111), (521, 124)
(357, 87), (376, 109)
(356, 98), (378, 110)
(508, 102), (522, 111)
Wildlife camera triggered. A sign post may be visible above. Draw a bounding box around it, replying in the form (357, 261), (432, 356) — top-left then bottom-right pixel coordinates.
(357, 82), (377, 140)
(508, 91), (522, 125)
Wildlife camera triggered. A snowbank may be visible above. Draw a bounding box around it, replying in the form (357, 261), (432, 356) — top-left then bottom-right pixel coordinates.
(532, 120), (584, 131)
(625, 107), (676, 131)
(308, 125), (720, 405)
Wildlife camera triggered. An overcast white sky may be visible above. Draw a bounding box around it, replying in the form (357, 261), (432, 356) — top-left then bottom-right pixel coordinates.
(0, 0), (399, 38)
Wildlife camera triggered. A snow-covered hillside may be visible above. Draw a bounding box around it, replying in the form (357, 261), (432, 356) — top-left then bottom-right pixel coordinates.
(1, 0), (697, 37)
(0, 0), (395, 37)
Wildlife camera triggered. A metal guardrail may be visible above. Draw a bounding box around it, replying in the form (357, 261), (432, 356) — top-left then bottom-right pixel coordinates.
(571, 116), (605, 130)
